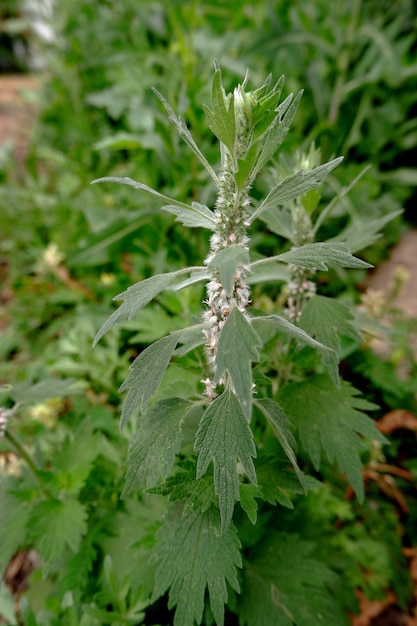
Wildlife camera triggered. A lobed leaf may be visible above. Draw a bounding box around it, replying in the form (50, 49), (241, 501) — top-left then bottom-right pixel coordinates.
(151, 505), (242, 626)
(215, 308), (262, 420)
(203, 64), (236, 155)
(251, 90), (303, 180)
(272, 241), (373, 270)
(278, 374), (386, 500)
(94, 268), (192, 345)
(241, 532), (348, 626)
(252, 157), (343, 221)
(119, 334), (179, 429)
(162, 201), (216, 230)
(151, 87), (219, 183)
(29, 499), (87, 572)
(195, 388), (257, 531)
(255, 399), (306, 491)
(122, 398), (192, 495)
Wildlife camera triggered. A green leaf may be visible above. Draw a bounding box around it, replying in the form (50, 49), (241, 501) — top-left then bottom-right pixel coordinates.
(252, 91), (303, 179)
(148, 460), (217, 515)
(208, 244), (250, 296)
(253, 315), (334, 362)
(299, 296), (363, 375)
(94, 269), (191, 345)
(119, 334), (179, 429)
(239, 483), (261, 524)
(152, 87), (219, 183)
(333, 209), (403, 253)
(122, 397), (191, 494)
(255, 455), (320, 509)
(278, 374), (385, 500)
(215, 308), (262, 419)
(255, 399), (306, 491)
(203, 64), (236, 155)
(0, 488), (30, 573)
(240, 533), (348, 626)
(162, 201), (216, 230)
(273, 242), (373, 270)
(29, 499), (87, 572)
(151, 505), (241, 626)
(52, 421), (104, 496)
(194, 388), (257, 531)
(253, 158), (343, 220)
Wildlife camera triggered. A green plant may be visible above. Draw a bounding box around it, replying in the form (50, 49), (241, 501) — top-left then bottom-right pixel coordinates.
(92, 65), (393, 625)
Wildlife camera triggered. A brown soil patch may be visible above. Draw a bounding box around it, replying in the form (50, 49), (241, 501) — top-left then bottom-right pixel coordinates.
(0, 74), (41, 168)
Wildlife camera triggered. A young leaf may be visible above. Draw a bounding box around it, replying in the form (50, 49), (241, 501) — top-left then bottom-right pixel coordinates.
(122, 397), (191, 495)
(251, 91), (303, 179)
(194, 388), (257, 531)
(152, 87), (219, 184)
(119, 334), (179, 429)
(203, 64), (236, 155)
(162, 201), (216, 230)
(208, 244), (250, 296)
(252, 157), (343, 221)
(272, 241), (373, 270)
(239, 483), (262, 524)
(278, 374), (386, 500)
(94, 269), (193, 345)
(255, 399), (306, 491)
(29, 499), (87, 572)
(241, 532), (348, 626)
(215, 307), (262, 419)
(151, 504), (241, 626)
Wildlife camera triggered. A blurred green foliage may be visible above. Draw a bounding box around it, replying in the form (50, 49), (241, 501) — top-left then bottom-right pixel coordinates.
(1, 1), (417, 624)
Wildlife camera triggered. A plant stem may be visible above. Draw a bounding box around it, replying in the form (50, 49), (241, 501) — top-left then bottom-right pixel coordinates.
(5, 429), (54, 499)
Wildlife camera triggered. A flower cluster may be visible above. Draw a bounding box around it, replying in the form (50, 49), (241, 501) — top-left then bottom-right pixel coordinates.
(286, 269), (316, 321)
(202, 81), (255, 398)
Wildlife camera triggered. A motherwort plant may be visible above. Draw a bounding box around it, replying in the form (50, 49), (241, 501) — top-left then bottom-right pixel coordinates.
(94, 64), (386, 626)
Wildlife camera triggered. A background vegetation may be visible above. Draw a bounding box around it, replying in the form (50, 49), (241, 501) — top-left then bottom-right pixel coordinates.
(1, 1), (416, 624)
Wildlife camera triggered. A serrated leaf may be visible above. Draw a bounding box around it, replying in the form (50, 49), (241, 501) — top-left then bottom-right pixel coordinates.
(148, 462), (217, 515)
(239, 483), (261, 524)
(278, 374), (385, 500)
(0, 489), (30, 573)
(52, 421), (103, 496)
(208, 244), (250, 296)
(247, 260), (290, 285)
(253, 158), (343, 221)
(194, 388), (257, 531)
(151, 505), (241, 626)
(29, 499), (87, 571)
(203, 65), (236, 155)
(92, 175), (198, 213)
(94, 269), (189, 345)
(173, 324), (205, 357)
(252, 91), (303, 179)
(241, 532), (348, 626)
(333, 209), (403, 253)
(119, 334), (179, 428)
(299, 296), (363, 367)
(255, 399), (306, 491)
(274, 242), (372, 270)
(162, 201), (216, 230)
(255, 455), (320, 509)
(152, 87), (218, 183)
(252, 315), (336, 383)
(122, 397), (191, 494)
(215, 308), (262, 419)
